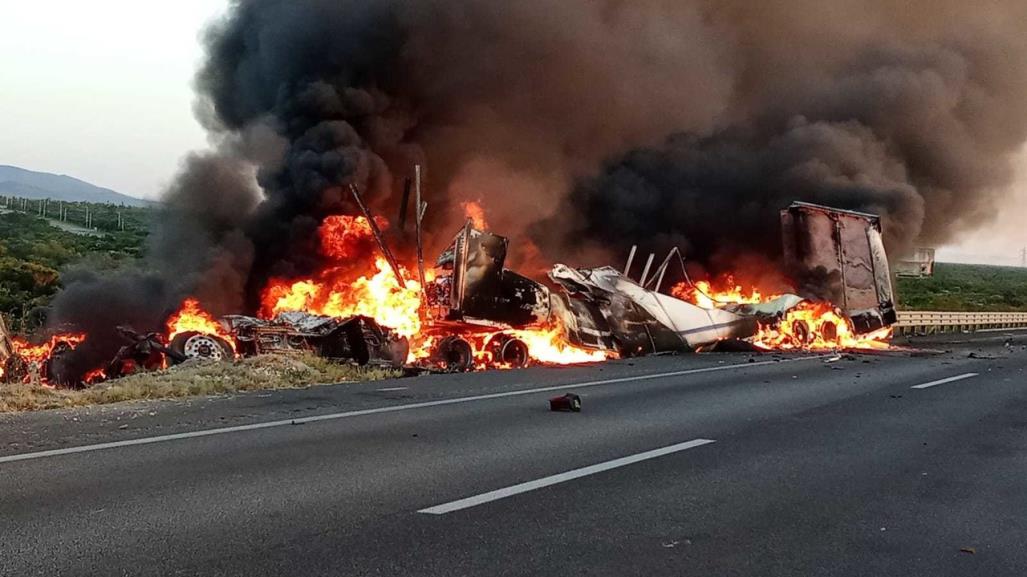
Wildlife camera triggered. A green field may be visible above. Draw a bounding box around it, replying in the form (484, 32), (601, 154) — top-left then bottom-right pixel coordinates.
(895, 262), (1027, 311)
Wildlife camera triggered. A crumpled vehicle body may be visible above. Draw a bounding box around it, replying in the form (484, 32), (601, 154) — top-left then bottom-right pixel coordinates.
(223, 312), (408, 367)
(422, 225), (824, 360)
(549, 265), (761, 356)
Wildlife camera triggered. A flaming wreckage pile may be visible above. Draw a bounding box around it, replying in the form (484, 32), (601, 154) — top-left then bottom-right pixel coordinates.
(0, 198), (896, 389)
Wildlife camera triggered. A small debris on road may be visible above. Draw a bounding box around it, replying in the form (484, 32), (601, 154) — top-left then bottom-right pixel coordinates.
(550, 393), (582, 412)
(960, 547), (976, 555)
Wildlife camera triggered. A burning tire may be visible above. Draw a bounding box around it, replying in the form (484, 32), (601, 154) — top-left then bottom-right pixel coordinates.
(486, 334), (530, 369)
(791, 319), (813, 345)
(819, 320), (839, 343)
(435, 336), (474, 372)
(169, 331), (234, 363)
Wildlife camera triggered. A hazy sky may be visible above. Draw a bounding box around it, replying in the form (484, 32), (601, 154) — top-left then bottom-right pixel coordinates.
(0, 0), (1024, 265)
(0, 0), (226, 200)
(936, 156), (1027, 267)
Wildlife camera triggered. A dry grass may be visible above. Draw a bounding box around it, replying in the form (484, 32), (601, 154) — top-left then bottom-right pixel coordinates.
(0, 353), (402, 413)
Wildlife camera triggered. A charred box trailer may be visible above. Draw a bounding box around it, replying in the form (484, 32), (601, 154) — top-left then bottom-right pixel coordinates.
(780, 202), (897, 333)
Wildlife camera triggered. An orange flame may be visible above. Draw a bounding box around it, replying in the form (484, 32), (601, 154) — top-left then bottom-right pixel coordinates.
(262, 212), (608, 368)
(509, 326), (610, 365)
(6, 333), (88, 385)
(83, 368), (107, 384)
(11, 334), (86, 365)
(261, 213), (428, 339)
(672, 277), (891, 350)
(752, 301), (893, 351)
(167, 298), (237, 353)
(319, 215), (387, 260)
(461, 201), (488, 230)
(261, 258), (426, 339)
(672, 277), (781, 309)
(409, 325), (610, 370)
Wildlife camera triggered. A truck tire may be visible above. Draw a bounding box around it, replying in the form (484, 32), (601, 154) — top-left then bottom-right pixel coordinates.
(169, 331), (234, 363)
(436, 336), (474, 372)
(486, 334), (530, 369)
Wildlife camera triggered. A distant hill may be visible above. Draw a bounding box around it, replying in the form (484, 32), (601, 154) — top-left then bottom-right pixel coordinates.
(0, 165), (150, 207)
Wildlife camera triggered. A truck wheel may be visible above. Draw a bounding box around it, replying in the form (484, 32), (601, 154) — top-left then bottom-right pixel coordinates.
(169, 331), (234, 363)
(487, 335), (530, 368)
(791, 319), (812, 345)
(436, 336), (474, 372)
(819, 320), (839, 343)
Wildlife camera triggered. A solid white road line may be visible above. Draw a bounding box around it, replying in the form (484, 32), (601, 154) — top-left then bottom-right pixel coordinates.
(376, 387), (409, 392)
(911, 373), (979, 390)
(418, 438), (716, 515)
(0, 356), (822, 465)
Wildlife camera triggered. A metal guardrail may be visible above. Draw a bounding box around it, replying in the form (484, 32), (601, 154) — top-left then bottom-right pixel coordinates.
(895, 311), (1027, 335)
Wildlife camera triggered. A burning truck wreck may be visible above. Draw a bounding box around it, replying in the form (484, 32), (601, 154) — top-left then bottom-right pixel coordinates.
(410, 200), (897, 366)
(1, 197), (896, 388)
(10, 0), (1027, 396)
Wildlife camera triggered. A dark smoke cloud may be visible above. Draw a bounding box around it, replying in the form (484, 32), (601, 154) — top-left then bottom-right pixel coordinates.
(186, 0), (1027, 269)
(45, 0), (1027, 369)
(554, 1), (1027, 268)
(46, 269), (177, 378)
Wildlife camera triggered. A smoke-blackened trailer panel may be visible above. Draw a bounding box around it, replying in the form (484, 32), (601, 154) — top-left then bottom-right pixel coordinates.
(780, 202), (896, 333)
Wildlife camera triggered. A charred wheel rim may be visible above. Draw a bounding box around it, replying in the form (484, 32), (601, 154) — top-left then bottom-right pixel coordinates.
(791, 319), (812, 344)
(174, 332), (234, 362)
(819, 320), (839, 343)
(487, 335), (530, 368)
(438, 336), (474, 372)
(184, 334), (226, 360)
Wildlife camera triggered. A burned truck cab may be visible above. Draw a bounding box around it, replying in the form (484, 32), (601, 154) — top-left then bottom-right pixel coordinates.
(427, 223), (551, 326)
(421, 223), (552, 370)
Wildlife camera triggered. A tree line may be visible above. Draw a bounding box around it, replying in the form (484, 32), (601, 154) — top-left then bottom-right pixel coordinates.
(0, 210), (147, 333)
(0, 195), (152, 234)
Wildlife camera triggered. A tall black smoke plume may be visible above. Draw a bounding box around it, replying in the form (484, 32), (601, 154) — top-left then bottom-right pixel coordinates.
(46, 0), (1027, 363)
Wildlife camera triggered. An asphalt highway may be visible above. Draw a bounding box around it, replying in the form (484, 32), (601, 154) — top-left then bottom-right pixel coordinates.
(1, 330), (1026, 576)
